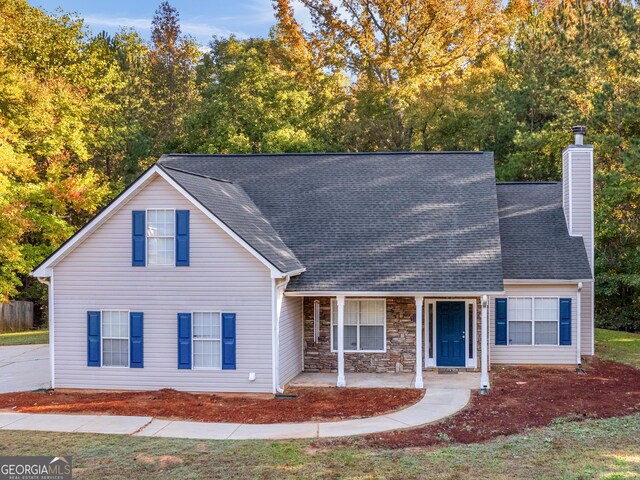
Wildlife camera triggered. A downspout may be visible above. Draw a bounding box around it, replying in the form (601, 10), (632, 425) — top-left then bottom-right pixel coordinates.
(272, 275), (290, 394)
(37, 273), (54, 389)
(576, 282), (583, 372)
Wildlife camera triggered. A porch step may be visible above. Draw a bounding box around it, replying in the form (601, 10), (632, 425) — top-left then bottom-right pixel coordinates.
(437, 368), (459, 375)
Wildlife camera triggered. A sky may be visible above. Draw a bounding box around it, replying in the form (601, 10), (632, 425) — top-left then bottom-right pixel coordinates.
(26, 0), (310, 46)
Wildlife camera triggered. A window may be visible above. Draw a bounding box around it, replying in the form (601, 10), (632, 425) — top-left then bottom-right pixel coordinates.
(331, 299), (385, 352)
(147, 209), (174, 265)
(508, 297), (559, 346)
(102, 310), (129, 367)
(193, 312), (221, 369)
(468, 303), (474, 359)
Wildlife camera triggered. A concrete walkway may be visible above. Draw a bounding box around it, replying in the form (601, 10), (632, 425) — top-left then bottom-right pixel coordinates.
(0, 344), (49, 393)
(0, 387), (471, 440)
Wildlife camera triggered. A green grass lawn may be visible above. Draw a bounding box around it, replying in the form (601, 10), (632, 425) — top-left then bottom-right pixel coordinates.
(0, 329), (48, 346)
(595, 327), (640, 369)
(0, 414), (639, 479)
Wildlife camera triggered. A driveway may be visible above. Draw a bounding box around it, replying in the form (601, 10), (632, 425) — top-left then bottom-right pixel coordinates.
(0, 344), (50, 393)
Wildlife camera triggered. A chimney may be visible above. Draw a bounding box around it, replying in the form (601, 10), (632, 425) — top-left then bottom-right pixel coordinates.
(563, 126), (593, 269)
(562, 125), (594, 355)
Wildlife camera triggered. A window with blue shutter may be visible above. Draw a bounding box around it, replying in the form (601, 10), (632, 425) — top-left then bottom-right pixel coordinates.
(177, 313), (192, 369)
(87, 311), (101, 366)
(175, 210), (190, 266)
(132, 211), (146, 266)
(221, 312), (236, 370)
(559, 298), (572, 345)
(495, 298), (507, 345)
(130, 312), (144, 368)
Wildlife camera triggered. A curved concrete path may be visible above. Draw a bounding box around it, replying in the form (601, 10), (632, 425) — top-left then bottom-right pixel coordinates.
(0, 387), (469, 440)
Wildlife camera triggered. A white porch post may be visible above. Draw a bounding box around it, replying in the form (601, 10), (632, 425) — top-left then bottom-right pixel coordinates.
(336, 295), (346, 387)
(577, 282), (583, 367)
(480, 295), (490, 393)
(415, 296), (424, 389)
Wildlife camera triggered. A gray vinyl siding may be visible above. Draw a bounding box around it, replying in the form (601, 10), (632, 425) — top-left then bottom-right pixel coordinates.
(490, 283), (578, 365)
(278, 296), (303, 386)
(52, 174), (274, 393)
(563, 146), (595, 355)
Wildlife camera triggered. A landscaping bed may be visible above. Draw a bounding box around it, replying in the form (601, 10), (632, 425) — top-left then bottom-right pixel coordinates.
(0, 387), (423, 424)
(348, 358), (640, 449)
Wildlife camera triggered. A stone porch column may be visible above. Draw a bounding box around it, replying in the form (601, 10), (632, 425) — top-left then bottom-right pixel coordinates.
(415, 295), (424, 389)
(480, 295), (490, 393)
(336, 295), (346, 387)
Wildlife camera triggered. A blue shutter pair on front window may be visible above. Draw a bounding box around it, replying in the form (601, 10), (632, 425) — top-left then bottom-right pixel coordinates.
(494, 298), (572, 345)
(132, 210), (190, 267)
(177, 313), (236, 370)
(87, 311), (144, 367)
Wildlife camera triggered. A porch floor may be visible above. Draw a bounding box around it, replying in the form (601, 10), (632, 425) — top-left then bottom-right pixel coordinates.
(288, 371), (481, 390)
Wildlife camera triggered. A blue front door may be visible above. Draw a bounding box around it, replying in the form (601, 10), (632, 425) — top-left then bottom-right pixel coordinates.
(436, 301), (466, 367)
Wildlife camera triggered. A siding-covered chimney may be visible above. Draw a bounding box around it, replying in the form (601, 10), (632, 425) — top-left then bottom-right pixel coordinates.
(562, 125), (594, 355)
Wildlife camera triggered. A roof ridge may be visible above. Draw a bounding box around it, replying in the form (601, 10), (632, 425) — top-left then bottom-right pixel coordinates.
(160, 164), (233, 184)
(159, 151), (488, 159)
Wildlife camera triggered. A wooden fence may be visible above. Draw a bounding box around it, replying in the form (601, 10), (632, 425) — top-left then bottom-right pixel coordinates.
(0, 301), (34, 332)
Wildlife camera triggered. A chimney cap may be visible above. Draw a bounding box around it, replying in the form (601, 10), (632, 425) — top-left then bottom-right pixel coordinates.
(572, 125), (587, 136)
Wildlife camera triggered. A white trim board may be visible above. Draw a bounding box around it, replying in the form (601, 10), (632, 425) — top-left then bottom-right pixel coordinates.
(284, 290), (505, 297)
(31, 166), (297, 279)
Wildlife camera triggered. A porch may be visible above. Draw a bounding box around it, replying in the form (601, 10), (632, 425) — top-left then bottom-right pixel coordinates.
(296, 295), (491, 391)
(288, 371), (482, 390)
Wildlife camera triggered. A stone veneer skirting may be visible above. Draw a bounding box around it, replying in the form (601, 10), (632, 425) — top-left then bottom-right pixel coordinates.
(303, 297), (483, 374)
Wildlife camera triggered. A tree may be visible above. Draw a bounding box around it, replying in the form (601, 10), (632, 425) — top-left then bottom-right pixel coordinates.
(178, 36), (347, 154)
(275, 0), (506, 150)
(147, 2), (200, 153)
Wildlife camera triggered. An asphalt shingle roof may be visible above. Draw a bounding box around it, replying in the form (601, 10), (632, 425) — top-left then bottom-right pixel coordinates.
(497, 182), (592, 280)
(159, 152), (505, 292)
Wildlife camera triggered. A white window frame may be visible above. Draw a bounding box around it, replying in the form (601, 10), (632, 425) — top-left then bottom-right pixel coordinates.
(146, 208), (175, 267)
(313, 300), (320, 343)
(330, 298), (387, 353)
(424, 299), (477, 368)
(101, 309), (130, 368)
(191, 311), (223, 370)
(506, 296), (561, 347)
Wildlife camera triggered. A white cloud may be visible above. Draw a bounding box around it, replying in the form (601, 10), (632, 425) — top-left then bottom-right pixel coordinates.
(83, 14), (248, 42)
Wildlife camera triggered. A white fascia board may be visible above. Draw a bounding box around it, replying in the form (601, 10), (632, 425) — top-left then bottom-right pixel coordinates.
(31, 165), (288, 278)
(283, 290), (506, 297)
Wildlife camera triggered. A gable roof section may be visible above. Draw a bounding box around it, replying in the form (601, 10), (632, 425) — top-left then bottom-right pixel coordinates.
(497, 182), (592, 281)
(159, 152), (505, 293)
(31, 166), (299, 277)
(159, 165), (303, 273)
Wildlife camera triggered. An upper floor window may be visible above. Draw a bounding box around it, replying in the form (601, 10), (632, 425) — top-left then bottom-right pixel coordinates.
(147, 209), (175, 265)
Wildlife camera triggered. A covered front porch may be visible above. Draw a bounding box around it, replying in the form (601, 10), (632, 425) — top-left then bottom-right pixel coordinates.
(294, 294), (491, 391)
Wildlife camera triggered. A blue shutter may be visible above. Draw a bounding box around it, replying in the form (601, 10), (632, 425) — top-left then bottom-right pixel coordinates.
(222, 312), (236, 370)
(132, 211), (146, 266)
(495, 298), (508, 345)
(130, 312), (144, 368)
(175, 210), (190, 266)
(177, 313), (192, 369)
(559, 298), (572, 345)
(87, 311), (101, 366)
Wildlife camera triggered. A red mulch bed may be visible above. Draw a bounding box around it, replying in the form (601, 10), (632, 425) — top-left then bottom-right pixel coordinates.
(0, 387), (423, 424)
(341, 359), (640, 449)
